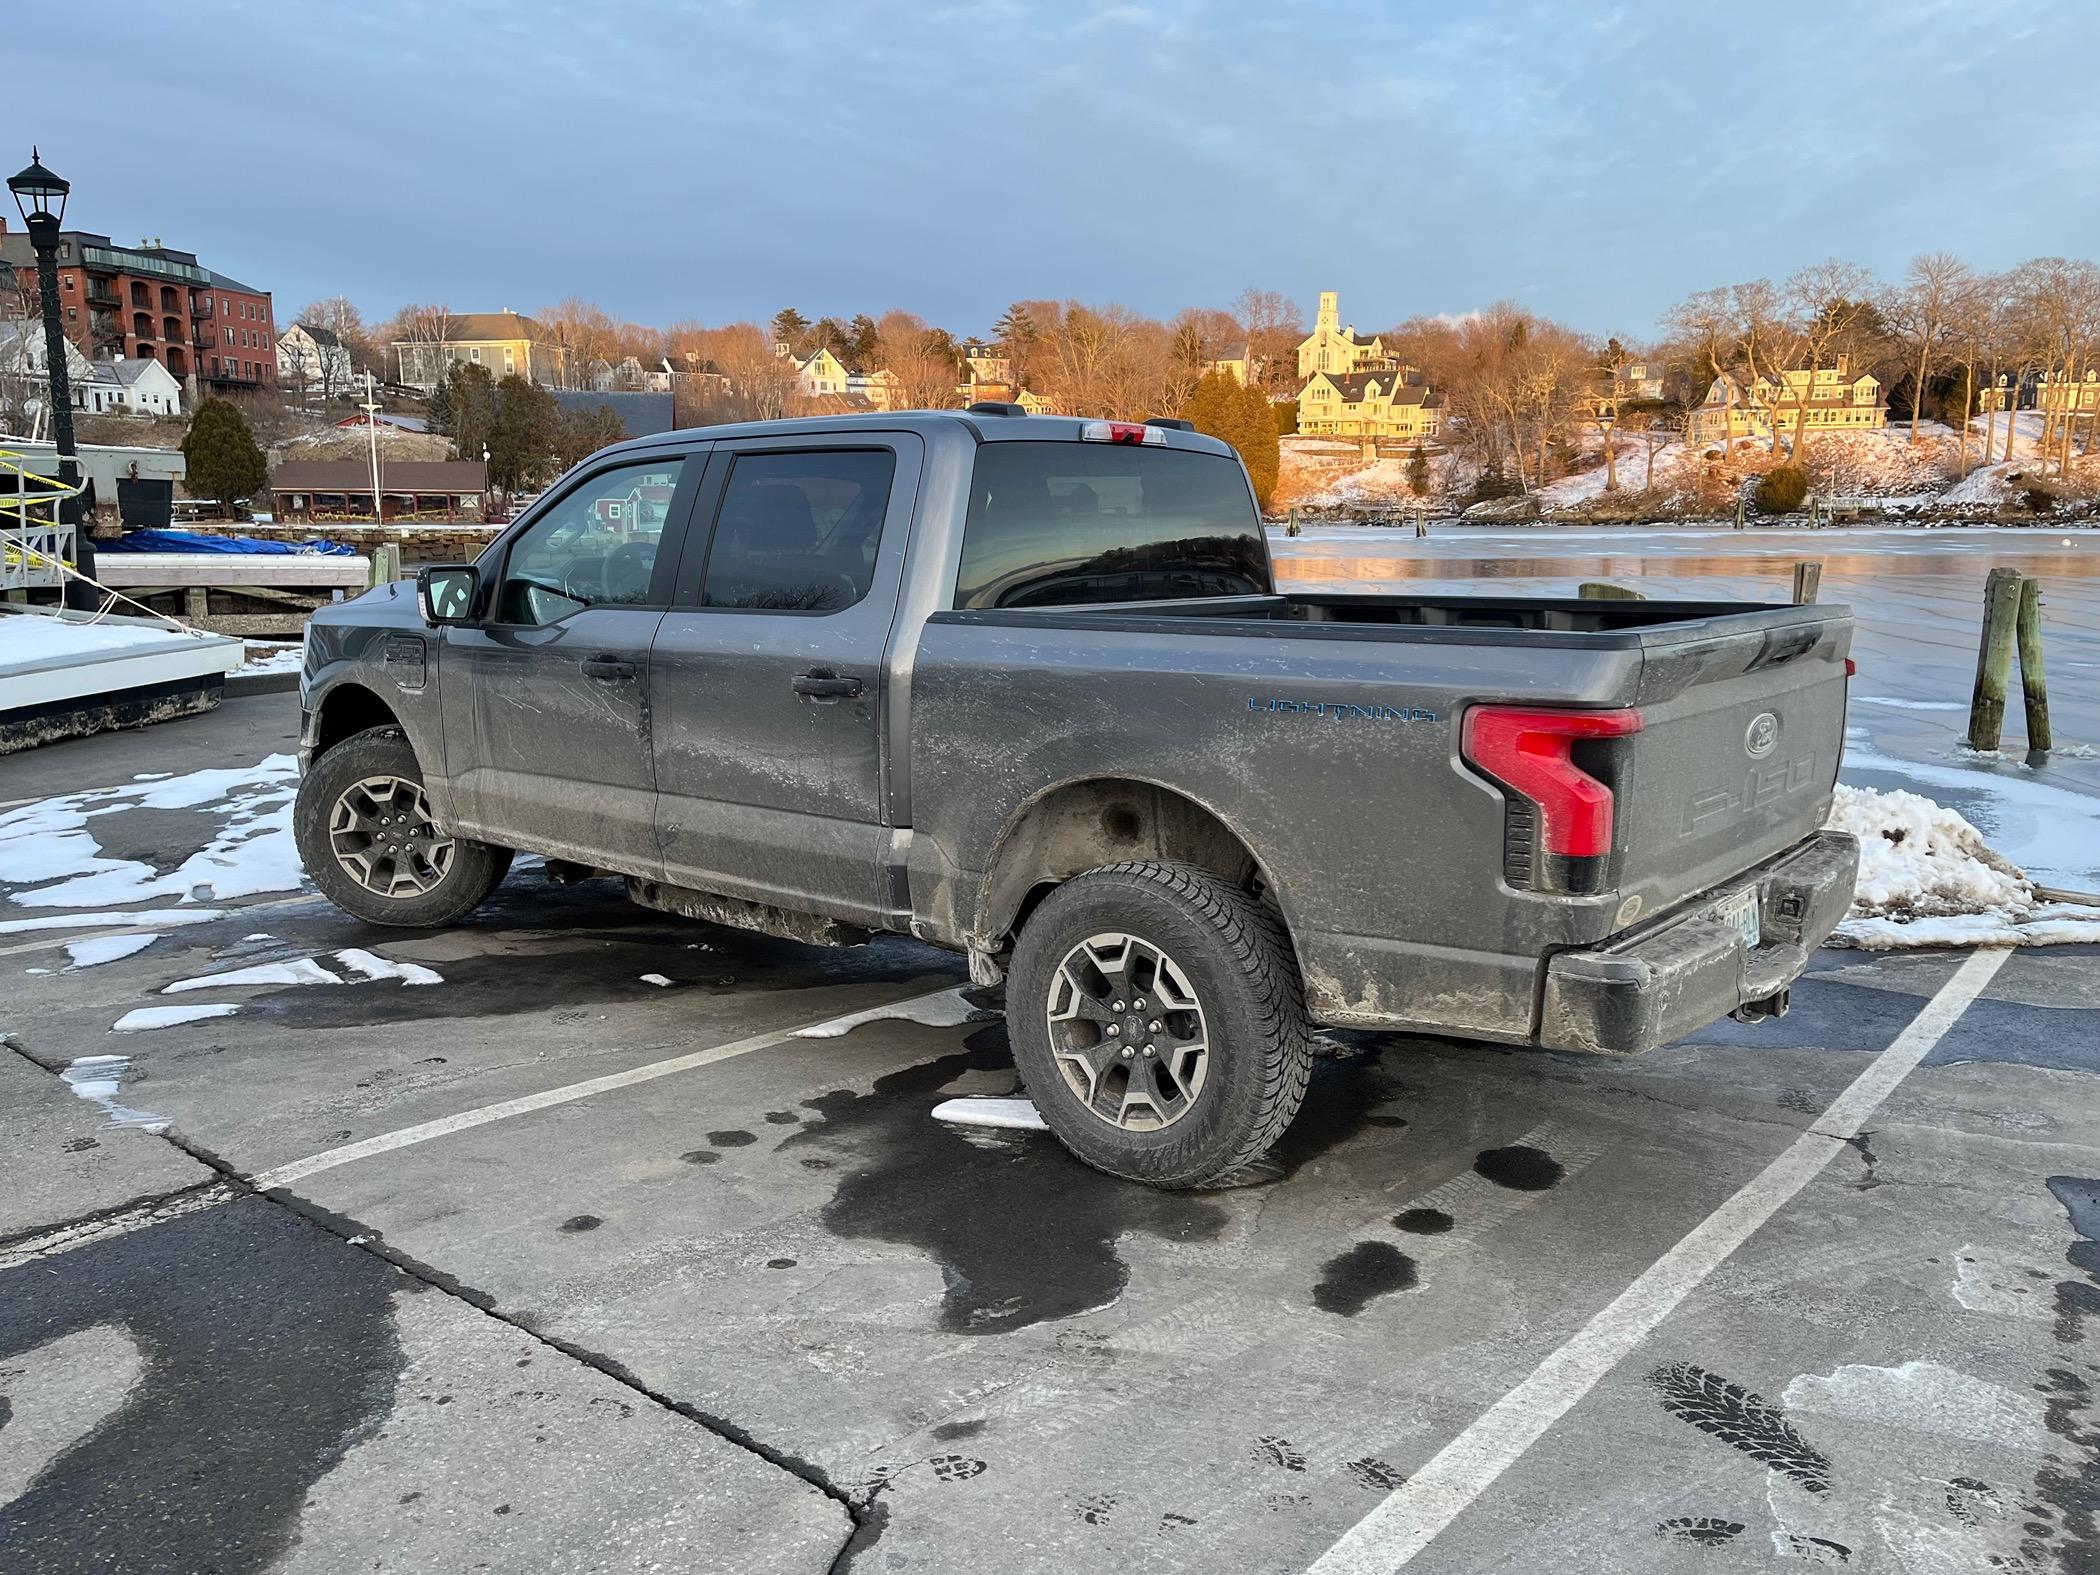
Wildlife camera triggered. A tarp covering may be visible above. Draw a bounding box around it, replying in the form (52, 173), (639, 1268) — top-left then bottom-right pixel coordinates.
(102, 530), (355, 557)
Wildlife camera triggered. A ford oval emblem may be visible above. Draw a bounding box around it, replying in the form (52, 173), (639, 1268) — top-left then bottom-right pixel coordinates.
(1745, 711), (1780, 759)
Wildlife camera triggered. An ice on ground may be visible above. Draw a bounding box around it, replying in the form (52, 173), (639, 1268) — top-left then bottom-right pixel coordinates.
(60, 1053), (171, 1131)
(1826, 783), (2100, 947)
(163, 957), (342, 993)
(793, 987), (990, 1038)
(1782, 1360), (2046, 1453)
(639, 972), (673, 987)
(0, 755), (305, 909)
(0, 610), (205, 663)
(932, 1096), (1049, 1132)
(1854, 695), (1965, 712)
(111, 1002), (240, 1033)
(333, 948), (443, 986)
(64, 933), (159, 969)
(0, 908), (226, 935)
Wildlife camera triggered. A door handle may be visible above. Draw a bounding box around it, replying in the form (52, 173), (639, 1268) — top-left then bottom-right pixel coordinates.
(581, 655), (637, 681)
(793, 671), (864, 700)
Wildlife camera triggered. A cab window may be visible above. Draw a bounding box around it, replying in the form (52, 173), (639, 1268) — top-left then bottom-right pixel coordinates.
(494, 458), (684, 626)
(699, 449), (896, 612)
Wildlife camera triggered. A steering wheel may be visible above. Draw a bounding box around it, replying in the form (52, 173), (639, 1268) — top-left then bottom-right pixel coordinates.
(602, 544), (653, 603)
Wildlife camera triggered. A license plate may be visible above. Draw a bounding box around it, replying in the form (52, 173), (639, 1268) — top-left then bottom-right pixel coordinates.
(1716, 889), (1761, 951)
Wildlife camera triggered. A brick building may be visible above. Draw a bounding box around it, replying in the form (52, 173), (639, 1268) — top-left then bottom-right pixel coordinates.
(0, 219), (274, 399)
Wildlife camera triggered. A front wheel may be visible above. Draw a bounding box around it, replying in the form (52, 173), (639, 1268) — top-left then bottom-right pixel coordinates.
(295, 726), (512, 927)
(1006, 861), (1313, 1188)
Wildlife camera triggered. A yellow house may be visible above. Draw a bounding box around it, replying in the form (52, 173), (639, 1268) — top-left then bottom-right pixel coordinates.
(1296, 291), (1388, 380)
(2038, 369), (2100, 419)
(1688, 362), (1884, 446)
(791, 346), (850, 399)
(1015, 388), (1056, 415)
(1296, 369), (1442, 442)
(1203, 342), (1253, 385)
(391, 310), (569, 392)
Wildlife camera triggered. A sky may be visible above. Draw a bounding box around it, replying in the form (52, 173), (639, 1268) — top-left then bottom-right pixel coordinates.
(12, 0), (2099, 342)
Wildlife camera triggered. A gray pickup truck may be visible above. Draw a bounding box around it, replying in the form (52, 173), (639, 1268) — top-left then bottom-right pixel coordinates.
(294, 407), (1858, 1186)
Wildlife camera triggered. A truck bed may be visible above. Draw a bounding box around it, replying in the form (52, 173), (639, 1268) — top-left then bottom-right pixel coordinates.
(907, 590), (1851, 1043)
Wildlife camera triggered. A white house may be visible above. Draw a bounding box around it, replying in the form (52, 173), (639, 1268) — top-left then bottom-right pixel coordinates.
(277, 322), (355, 398)
(91, 357), (184, 418)
(0, 319), (97, 422)
(792, 346), (850, 399)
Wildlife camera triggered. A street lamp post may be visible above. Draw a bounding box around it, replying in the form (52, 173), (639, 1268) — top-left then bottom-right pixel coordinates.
(7, 147), (95, 609)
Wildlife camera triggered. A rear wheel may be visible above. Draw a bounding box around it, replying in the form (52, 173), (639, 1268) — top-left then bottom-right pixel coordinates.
(295, 727), (512, 927)
(1007, 861), (1313, 1188)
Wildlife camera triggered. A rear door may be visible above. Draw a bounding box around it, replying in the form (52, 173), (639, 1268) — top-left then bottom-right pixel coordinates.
(647, 433), (922, 925)
(439, 449), (703, 872)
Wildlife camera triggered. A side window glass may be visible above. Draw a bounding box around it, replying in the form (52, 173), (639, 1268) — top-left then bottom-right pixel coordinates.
(701, 449), (896, 612)
(495, 458), (684, 626)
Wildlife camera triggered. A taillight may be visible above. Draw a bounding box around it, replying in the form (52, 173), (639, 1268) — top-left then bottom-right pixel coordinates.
(1844, 658), (1857, 678)
(1080, 420), (1166, 446)
(1463, 706), (1643, 891)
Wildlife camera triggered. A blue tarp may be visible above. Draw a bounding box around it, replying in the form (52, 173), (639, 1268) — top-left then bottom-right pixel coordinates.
(103, 529), (356, 557)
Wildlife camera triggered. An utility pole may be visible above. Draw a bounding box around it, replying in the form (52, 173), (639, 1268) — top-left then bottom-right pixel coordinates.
(361, 370), (383, 523)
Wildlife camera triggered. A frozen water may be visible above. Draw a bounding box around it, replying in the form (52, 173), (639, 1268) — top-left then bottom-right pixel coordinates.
(63, 933), (159, 969)
(931, 1097), (1049, 1132)
(794, 987), (989, 1038)
(111, 1002), (240, 1033)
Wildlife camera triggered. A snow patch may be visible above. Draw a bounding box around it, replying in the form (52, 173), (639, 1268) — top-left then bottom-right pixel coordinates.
(638, 972), (673, 987)
(162, 957), (342, 994)
(793, 987), (990, 1039)
(333, 948), (442, 986)
(931, 1096), (1049, 1132)
(0, 908), (227, 936)
(1781, 1360), (2046, 1453)
(0, 755), (305, 909)
(64, 933), (159, 970)
(1826, 783), (2100, 947)
(111, 1003), (241, 1034)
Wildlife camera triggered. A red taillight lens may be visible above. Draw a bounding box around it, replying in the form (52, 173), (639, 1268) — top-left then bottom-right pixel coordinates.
(1079, 420), (1165, 446)
(1844, 658), (1857, 678)
(1462, 706), (1643, 858)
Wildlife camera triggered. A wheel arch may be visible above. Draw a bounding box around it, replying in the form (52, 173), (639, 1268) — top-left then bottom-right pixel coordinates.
(309, 681), (404, 760)
(974, 775), (1302, 958)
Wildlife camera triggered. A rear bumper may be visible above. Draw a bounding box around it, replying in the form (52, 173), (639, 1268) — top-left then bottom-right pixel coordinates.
(1537, 829), (1858, 1056)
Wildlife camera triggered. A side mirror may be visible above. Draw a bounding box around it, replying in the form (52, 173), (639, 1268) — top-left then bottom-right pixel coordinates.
(416, 564), (480, 627)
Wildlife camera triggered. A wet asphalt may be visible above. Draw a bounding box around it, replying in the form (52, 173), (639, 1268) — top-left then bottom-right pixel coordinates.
(4, 693), (2099, 1575)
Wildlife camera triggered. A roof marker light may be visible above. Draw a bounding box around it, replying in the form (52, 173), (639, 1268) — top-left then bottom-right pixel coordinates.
(1080, 421), (1165, 446)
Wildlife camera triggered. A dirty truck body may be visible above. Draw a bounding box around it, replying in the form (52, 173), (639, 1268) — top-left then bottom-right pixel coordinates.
(295, 410), (1857, 1185)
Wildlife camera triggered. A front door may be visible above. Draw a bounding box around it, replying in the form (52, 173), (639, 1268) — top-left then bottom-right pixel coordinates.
(440, 450), (701, 873)
(649, 434), (921, 924)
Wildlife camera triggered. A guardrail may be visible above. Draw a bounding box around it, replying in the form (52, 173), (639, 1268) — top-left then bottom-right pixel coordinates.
(0, 449), (79, 593)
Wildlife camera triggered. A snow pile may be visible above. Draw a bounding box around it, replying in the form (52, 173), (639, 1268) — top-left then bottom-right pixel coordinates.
(931, 1096), (1048, 1132)
(1827, 783), (2100, 947)
(0, 755), (304, 910)
(240, 640), (306, 675)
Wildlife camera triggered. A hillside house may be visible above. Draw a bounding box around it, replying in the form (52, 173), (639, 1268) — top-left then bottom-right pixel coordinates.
(391, 311), (570, 392)
(277, 322), (355, 396)
(1203, 343), (1254, 385)
(90, 356), (184, 417)
(1688, 362), (1885, 446)
(791, 346), (850, 399)
(2038, 369), (2100, 421)
(1296, 291), (1390, 380)
(1610, 360), (1665, 402)
(0, 319), (96, 417)
(848, 368), (903, 411)
(1296, 369), (1442, 443)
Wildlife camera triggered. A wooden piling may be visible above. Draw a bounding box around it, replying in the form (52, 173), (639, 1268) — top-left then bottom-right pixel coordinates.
(1578, 581), (1644, 600)
(1791, 561), (1823, 603)
(2017, 574), (2051, 761)
(1966, 566), (2023, 752)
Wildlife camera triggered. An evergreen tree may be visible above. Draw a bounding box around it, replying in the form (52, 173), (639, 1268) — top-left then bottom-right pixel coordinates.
(487, 374), (560, 493)
(849, 314), (880, 371)
(1406, 443), (1430, 496)
(180, 398), (267, 520)
(1182, 373), (1280, 510)
(769, 307), (811, 354)
(427, 362), (497, 461)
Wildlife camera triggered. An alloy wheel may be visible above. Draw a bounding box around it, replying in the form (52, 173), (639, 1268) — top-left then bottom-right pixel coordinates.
(327, 774), (455, 899)
(1045, 931), (1209, 1131)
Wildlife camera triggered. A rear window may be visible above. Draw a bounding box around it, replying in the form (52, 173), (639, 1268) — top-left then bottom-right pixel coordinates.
(954, 442), (1270, 611)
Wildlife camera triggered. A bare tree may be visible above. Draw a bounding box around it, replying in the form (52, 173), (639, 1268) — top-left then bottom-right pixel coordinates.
(1771, 260), (1880, 469)
(538, 297), (621, 392)
(297, 295), (369, 400)
(1887, 253), (1970, 443)
(873, 310), (961, 410)
(388, 302), (462, 390)
(1232, 287), (1303, 394)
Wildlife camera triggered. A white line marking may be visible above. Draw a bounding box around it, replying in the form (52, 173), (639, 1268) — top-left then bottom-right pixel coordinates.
(0, 894), (323, 958)
(251, 986), (965, 1191)
(1304, 946), (2010, 1575)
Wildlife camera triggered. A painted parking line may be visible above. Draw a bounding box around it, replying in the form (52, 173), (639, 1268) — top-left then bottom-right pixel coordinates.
(1304, 945), (2011, 1575)
(250, 986), (966, 1191)
(0, 893), (327, 958)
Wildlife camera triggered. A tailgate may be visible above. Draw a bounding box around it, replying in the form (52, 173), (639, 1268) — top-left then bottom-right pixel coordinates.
(1612, 606), (1852, 919)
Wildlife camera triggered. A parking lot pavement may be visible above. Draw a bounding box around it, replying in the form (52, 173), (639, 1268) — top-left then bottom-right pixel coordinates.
(5, 695), (2099, 1574)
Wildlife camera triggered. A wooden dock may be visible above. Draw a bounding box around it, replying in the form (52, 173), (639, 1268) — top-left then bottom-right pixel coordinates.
(94, 551), (377, 637)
